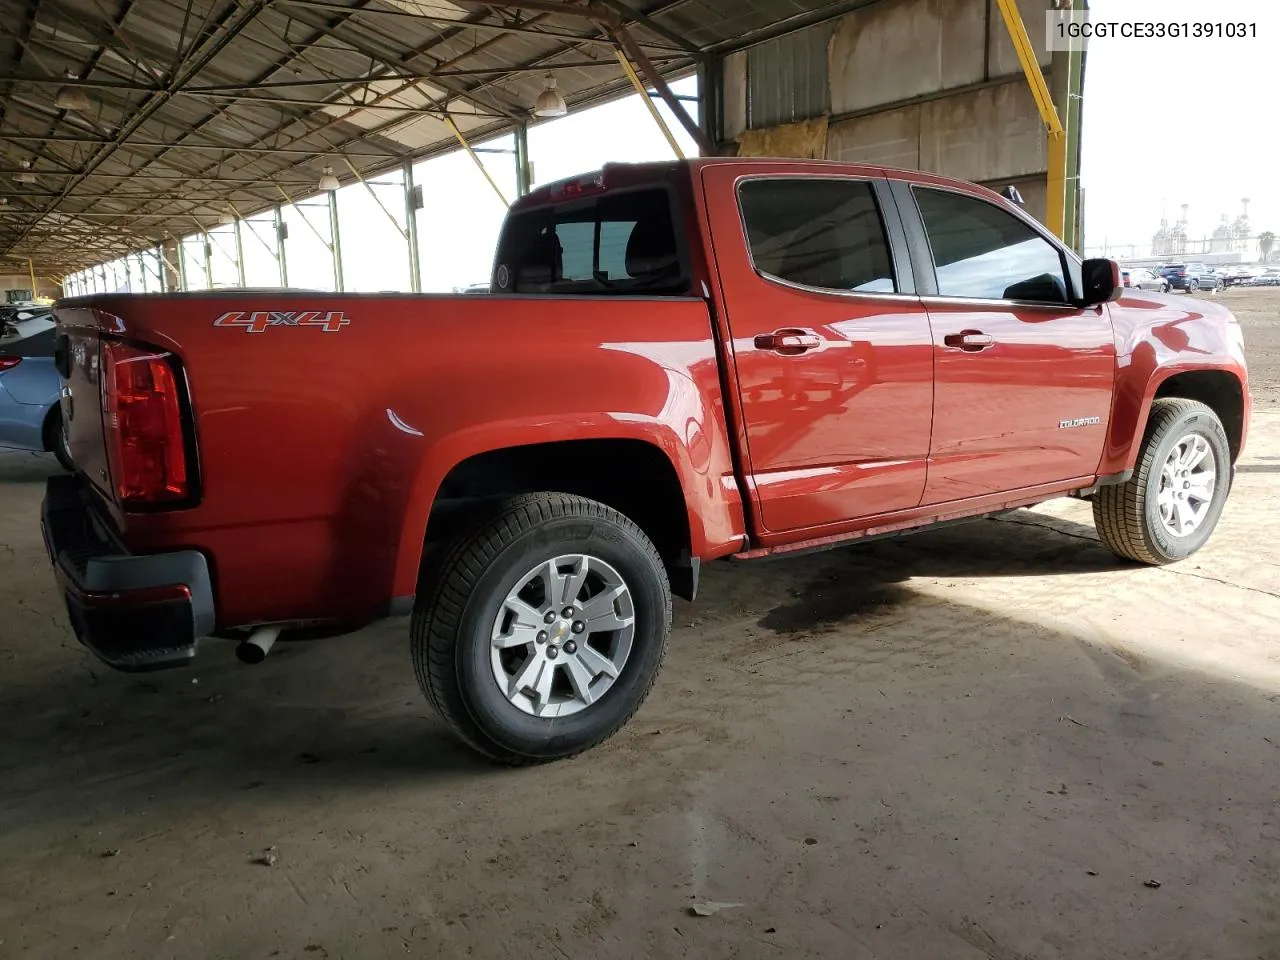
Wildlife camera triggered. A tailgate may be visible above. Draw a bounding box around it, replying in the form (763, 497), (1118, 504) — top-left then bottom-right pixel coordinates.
(53, 304), (111, 500)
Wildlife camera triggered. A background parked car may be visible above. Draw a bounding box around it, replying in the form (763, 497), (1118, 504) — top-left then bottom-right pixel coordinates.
(0, 305), (53, 342)
(0, 326), (73, 470)
(1121, 267), (1171, 292)
(1158, 262), (1221, 292)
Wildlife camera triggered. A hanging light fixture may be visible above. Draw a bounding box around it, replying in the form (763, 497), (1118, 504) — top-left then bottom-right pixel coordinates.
(317, 165), (340, 191)
(54, 70), (92, 112)
(14, 159), (36, 184)
(217, 204), (236, 226)
(532, 74), (567, 118)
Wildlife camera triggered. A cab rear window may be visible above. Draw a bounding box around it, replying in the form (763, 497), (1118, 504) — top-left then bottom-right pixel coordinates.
(491, 187), (689, 295)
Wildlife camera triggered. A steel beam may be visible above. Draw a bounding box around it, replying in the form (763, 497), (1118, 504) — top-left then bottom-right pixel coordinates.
(7, 0), (273, 254)
(596, 0), (699, 52)
(994, 0), (1065, 237)
(275, 0), (683, 52)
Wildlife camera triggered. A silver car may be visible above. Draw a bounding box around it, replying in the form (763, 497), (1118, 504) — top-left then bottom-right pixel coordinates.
(1122, 267), (1170, 292)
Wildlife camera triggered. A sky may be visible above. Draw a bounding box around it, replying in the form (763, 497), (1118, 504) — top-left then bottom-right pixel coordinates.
(1079, 0), (1280, 252)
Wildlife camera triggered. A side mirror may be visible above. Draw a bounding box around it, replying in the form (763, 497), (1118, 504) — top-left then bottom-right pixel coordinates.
(999, 185), (1025, 206)
(1080, 257), (1122, 306)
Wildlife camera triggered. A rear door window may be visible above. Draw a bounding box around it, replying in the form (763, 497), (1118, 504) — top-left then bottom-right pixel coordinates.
(493, 187), (688, 295)
(737, 178), (896, 293)
(912, 187), (1069, 303)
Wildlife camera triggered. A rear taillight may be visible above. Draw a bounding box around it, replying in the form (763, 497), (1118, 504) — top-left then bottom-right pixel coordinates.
(101, 340), (190, 505)
(0, 356), (21, 372)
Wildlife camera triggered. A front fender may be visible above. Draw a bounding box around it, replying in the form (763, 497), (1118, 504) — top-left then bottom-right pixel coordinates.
(1099, 298), (1249, 476)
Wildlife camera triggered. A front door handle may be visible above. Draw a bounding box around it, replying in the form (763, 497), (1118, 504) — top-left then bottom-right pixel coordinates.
(754, 328), (823, 355)
(943, 330), (994, 352)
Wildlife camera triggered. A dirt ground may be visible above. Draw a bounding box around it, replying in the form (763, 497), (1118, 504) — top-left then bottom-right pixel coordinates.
(1, 289), (1278, 960)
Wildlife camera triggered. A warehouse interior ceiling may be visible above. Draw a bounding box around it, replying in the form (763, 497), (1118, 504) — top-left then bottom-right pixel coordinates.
(0, 0), (873, 273)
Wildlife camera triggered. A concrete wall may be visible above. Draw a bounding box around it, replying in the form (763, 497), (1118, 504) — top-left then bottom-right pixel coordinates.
(0, 273), (61, 302)
(726, 0), (1055, 223)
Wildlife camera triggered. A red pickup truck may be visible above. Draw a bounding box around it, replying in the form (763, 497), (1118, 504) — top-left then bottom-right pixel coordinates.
(43, 159), (1249, 764)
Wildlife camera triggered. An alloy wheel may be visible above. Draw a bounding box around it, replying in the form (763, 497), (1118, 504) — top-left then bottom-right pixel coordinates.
(1157, 434), (1217, 537)
(489, 554), (635, 717)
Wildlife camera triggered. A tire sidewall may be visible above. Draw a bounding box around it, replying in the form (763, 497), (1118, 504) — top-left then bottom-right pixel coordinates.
(47, 407), (74, 471)
(1141, 410), (1231, 560)
(453, 515), (669, 758)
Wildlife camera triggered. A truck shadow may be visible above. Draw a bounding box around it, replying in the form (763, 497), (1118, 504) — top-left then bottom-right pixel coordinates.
(0, 508), (1127, 832)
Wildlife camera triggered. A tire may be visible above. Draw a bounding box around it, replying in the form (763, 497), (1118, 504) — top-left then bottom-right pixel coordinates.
(411, 493), (672, 765)
(1186, 279), (1198, 293)
(44, 407), (74, 471)
(1092, 398), (1232, 565)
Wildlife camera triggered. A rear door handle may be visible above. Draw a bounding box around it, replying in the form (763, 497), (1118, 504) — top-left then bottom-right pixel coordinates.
(943, 330), (994, 352)
(754, 328), (823, 354)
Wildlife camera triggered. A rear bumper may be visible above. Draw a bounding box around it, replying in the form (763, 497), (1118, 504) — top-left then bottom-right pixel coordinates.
(41, 473), (215, 671)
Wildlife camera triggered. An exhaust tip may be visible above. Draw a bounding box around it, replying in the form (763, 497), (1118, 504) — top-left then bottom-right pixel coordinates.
(235, 626), (281, 665)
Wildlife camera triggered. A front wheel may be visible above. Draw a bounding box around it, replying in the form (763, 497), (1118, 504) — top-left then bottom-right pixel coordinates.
(411, 493), (672, 764)
(1093, 399), (1232, 564)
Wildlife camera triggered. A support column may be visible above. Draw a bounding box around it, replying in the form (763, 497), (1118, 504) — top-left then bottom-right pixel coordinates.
(405, 161), (422, 292)
(160, 238), (180, 291)
(698, 55), (724, 154)
(514, 124), (532, 197)
(233, 218), (246, 287)
(275, 205), (288, 287)
(198, 233), (212, 288)
(1050, 38), (1082, 250)
(327, 191), (344, 292)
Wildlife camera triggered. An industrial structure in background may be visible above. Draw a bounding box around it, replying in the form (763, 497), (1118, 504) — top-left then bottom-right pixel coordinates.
(1, 0), (1086, 298)
(1149, 199), (1257, 258)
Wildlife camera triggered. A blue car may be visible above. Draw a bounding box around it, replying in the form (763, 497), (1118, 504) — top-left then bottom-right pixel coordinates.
(0, 325), (73, 470)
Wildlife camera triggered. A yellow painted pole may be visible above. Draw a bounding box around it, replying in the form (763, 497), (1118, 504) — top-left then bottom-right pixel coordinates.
(614, 49), (684, 159)
(443, 114), (510, 208)
(27, 258), (38, 298)
(994, 0), (1067, 237)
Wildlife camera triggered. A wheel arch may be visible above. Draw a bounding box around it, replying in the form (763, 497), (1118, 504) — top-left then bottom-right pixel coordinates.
(1152, 369), (1245, 462)
(1102, 359), (1248, 476)
(391, 421), (746, 604)
(39, 400), (61, 452)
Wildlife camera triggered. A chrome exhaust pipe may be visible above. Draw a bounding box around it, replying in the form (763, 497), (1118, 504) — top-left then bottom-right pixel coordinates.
(236, 626), (282, 665)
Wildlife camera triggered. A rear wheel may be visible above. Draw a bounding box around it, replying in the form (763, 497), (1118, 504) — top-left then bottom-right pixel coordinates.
(1186, 279), (1199, 293)
(411, 493), (672, 764)
(44, 407), (73, 471)
(1093, 399), (1231, 564)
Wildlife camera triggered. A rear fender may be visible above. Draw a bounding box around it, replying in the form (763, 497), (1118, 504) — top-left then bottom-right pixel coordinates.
(390, 415), (746, 600)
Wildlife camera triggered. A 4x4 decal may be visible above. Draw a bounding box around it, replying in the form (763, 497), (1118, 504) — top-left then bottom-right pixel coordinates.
(213, 310), (350, 334)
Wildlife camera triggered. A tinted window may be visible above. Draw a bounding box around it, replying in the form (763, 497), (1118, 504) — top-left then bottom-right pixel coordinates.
(493, 187), (687, 295)
(738, 179), (895, 293)
(913, 188), (1068, 302)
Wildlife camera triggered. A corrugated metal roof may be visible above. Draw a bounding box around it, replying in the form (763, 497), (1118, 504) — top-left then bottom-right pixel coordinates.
(0, 0), (875, 271)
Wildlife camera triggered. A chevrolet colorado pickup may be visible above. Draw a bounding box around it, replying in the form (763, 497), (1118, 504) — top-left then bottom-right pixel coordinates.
(42, 159), (1250, 764)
